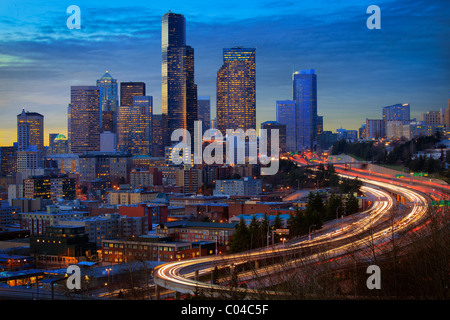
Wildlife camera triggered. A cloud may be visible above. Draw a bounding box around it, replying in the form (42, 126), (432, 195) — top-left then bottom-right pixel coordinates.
(0, 0), (448, 145)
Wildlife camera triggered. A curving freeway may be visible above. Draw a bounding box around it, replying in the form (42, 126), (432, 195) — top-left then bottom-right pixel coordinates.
(153, 171), (439, 298)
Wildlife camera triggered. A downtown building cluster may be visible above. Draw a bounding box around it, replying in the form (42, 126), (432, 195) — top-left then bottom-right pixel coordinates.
(0, 11), (303, 288)
(362, 102), (450, 141)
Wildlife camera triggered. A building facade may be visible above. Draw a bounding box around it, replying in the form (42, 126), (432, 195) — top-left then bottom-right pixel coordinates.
(117, 96), (153, 156)
(17, 110), (44, 153)
(365, 119), (386, 140)
(382, 103), (410, 122)
(97, 71), (119, 134)
(217, 47), (256, 135)
(197, 96), (211, 134)
(214, 177), (262, 197)
(260, 121), (287, 154)
(120, 82), (146, 107)
(161, 11), (198, 146)
(68, 86), (101, 154)
(293, 69), (317, 151)
(276, 100), (297, 152)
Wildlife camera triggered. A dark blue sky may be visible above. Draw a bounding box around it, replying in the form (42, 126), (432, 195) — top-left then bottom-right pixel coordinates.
(0, 0), (449, 145)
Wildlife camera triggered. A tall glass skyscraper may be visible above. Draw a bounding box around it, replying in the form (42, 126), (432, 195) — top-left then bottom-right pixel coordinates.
(293, 69), (317, 151)
(197, 96), (211, 134)
(97, 71), (118, 133)
(161, 11), (197, 145)
(117, 96), (153, 156)
(276, 69), (319, 152)
(120, 82), (146, 107)
(152, 114), (164, 157)
(68, 86), (101, 154)
(216, 47), (256, 135)
(261, 121), (287, 154)
(276, 100), (296, 152)
(17, 109), (44, 152)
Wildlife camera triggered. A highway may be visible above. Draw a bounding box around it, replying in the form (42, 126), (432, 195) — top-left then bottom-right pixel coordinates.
(153, 169), (437, 298)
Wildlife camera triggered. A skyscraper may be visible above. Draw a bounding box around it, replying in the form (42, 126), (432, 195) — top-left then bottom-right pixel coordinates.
(293, 69), (317, 151)
(117, 96), (153, 156)
(68, 86), (101, 154)
(261, 121), (286, 154)
(216, 47), (256, 136)
(365, 119), (386, 139)
(197, 96), (211, 134)
(276, 100), (296, 152)
(17, 109), (44, 153)
(0, 146), (17, 175)
(152, 114), (164, 157)
(382, 103), (410, 121)
(161, 11), (197, 145)
(276, 69), (318, 152)
(120, 82), (146, 107)
(97, 71), (118, 133)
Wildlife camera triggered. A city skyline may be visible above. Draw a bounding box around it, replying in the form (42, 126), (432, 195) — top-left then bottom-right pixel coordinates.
(0, 0), (449, 146)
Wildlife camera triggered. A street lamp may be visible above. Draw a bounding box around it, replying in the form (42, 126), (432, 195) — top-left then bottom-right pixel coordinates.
(106, 267), (112, 287)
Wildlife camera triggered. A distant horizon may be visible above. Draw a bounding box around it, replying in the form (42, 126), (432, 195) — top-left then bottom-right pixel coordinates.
(1, 0), (449, 146)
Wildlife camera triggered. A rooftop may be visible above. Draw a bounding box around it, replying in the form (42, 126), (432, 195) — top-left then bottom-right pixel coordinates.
(158, 221), (238, 229)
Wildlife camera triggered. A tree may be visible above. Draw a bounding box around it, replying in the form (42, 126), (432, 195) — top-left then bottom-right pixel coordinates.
(288, 207), (306, 238)
(229, 218), (250, 253)
(325, 194), (343, 221)
(248, 216), (259, 250)
(273, 213), (283, 243)
(345, 193), (359, 215)
(259, 214), (270, 247)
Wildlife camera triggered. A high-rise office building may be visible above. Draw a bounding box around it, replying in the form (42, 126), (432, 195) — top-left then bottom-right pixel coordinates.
(49, 134), (69, 154)
(276, 100), (296, 152)
(0, 146), (17, 175)
(197, 96), (211, 134)
(120, 82), (146, 107)
(420, 110), (444, 125)
(68, 86), (101, 154)
(216, 47), (256, 136)
(260, 121), (286, 154)
(17, 109), (44, 153)
(117, 96), (153, 156)
(316, 115), (323, 136)
(276, 69), (318, 152)
(365, 119), (386, 139)
(359, 124), (366, 140)
(152, 114), (164, 157)
(382, 104), (410, 122)
(161, 11), (198, 145)
(293, 69), (317, 151)
(97, 71), (118, 133)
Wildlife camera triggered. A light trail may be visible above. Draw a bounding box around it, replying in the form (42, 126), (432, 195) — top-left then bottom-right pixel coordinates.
(153, 152), (445, 298)
(153, 182), (423, 297)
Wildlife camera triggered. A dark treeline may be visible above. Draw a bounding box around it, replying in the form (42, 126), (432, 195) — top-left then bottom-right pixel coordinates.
(288, 190), (360, 239)
(264, 159), (362, 192)
(229, 213), (283, 253)
(331, 133), (449, 176)
(229, 187), (362, 253)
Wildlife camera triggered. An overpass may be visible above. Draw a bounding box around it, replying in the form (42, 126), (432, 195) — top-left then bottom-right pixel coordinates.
(153, 178), (434, 298)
